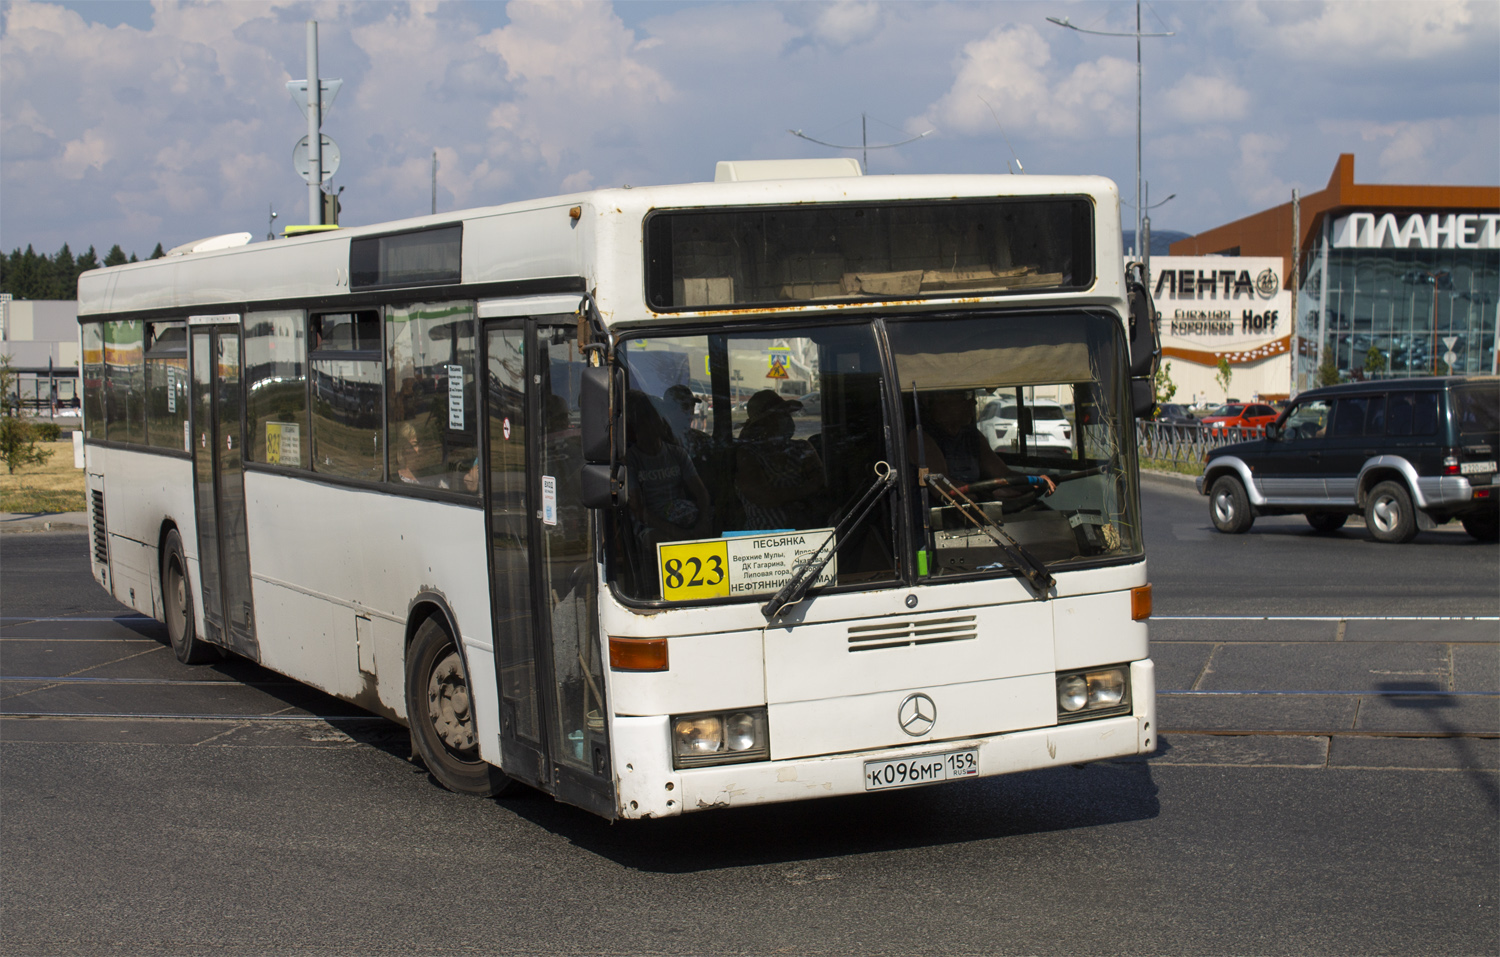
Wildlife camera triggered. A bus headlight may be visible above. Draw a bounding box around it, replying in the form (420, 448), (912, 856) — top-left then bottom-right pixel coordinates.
(672, 708), (769, 768)
(1056, 667), (1132, 723)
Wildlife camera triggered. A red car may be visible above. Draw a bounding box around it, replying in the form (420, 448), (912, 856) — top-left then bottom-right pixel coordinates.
(1200, 402), (1279, 436)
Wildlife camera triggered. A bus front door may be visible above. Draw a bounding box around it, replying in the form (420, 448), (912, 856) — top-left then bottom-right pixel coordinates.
(483, 318), (613, 817)
(190, 326), (259, 660)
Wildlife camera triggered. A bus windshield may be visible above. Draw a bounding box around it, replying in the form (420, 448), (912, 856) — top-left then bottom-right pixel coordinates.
(607, 312), (1140, 604)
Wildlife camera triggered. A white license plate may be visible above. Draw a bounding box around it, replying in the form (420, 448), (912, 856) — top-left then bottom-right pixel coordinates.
(1460, 461), (1495, 475)
(864, 749), (979, 791)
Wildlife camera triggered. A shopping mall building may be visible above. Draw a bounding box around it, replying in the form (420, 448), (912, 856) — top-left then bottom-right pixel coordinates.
(1167, 153), (1499, 400)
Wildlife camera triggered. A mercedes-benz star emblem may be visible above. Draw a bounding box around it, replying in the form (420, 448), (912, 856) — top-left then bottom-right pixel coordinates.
(897, 693), (937, 736)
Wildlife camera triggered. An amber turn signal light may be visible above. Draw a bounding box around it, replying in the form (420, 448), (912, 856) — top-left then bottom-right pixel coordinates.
(1131, 584), (1152, 621)
(609, 636), (669, 672)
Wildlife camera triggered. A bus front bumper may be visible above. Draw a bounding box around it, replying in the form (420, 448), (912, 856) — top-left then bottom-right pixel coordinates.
(612, 660), (1156, 819)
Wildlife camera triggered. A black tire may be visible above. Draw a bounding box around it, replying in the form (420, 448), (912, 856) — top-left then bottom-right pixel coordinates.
(161, 530), (219, 664)
(405, 616), (513, 797)
(1365, 480), (1418, 544)
(1460, 511), (1499, 543)
(1306, 513), (1348, 533)
(1209, 475), (1254, 534)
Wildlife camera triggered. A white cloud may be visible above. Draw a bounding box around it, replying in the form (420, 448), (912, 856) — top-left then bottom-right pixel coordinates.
(1163, 74), (1251, 124)
(1338, 117), (1500, 186)
(1233, 0), (1492, 63)
(1232, 132), (1293, 207)
(919, 25), (1134, 140)
(811, 1), (884, 48)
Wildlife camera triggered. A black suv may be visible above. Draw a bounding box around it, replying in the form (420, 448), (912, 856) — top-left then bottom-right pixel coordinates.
(1197, 377), (1499, 543)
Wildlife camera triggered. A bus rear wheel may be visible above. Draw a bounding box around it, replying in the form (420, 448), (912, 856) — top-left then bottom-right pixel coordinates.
(161, 530), (219, 665)
(405, 616), (513, 797)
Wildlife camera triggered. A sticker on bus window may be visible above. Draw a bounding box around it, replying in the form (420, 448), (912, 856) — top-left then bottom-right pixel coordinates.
(657, 529), (836, 602)
(541, 475), (557, 526)
(265, 422), (301, 467)
(446, 365), (464, 429)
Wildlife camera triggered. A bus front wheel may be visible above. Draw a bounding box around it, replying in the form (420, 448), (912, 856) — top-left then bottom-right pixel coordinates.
(161, 530), (219, 665)
(405, 616), (514, 797)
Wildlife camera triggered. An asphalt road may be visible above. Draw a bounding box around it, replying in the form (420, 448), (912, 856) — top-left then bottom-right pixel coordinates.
(2, 477), (1496, 956)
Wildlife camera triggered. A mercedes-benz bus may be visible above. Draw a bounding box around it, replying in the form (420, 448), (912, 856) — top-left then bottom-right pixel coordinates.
(78, 159), (1161, 819)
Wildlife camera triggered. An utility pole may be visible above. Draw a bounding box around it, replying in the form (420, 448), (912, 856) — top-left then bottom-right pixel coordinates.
(287, 22), (342, 227)
(306, 22), (322, 225)
(432, 150), (438, 215)
(1048, 2), (1173, 260)
(1290, 188), (1300, 395)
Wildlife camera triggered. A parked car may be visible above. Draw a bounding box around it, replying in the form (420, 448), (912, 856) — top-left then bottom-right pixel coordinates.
(1155, 403), (1198, 426)
(1199, 402), (1278, 436)
(977, 396), (1073, 457)
(1198, 376), (1499, 543)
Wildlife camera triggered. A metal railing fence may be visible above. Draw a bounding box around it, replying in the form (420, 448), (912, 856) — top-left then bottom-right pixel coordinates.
(1134, 420), (1264, 470)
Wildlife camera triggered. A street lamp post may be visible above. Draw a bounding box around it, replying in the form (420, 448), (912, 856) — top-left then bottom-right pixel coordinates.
(1048, 1), (1173, 260)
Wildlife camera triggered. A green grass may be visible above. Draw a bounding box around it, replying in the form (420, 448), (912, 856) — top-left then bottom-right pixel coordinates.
(0, 440), (85, 514)
(0, 485), (86, 514)
(1139, 456), (1202, 477)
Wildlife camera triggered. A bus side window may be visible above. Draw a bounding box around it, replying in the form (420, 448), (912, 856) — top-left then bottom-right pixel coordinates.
(245, 310), (309, 468)
(384, 301), (477, 493)
(143, 321), (189, 451)
(103, 319), (146, 445)
(309, 310), (384, 480)
(82, 323), (106, 441)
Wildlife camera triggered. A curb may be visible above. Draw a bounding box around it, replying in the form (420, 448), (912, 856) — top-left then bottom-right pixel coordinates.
(1140, 468), (1200, 491)
(0, 511), (89, 534)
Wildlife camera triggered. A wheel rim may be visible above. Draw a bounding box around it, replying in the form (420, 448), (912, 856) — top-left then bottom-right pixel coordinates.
(427, 649), (477, 755)
(166, 560), (188, 645)
(1213, 491), (1236, 524)
(1371, 494), (1401, 533)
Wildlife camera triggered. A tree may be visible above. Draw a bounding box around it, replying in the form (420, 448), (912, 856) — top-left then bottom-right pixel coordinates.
(0, 242), (156, 298)
(150, 243), (165, 260)
(75, 245), (100, 275)
(1154, 360), (1178, 405)
(1215, 355), (1233, 399)
(0, 357), (54, 475)
(1364, 345), (1387, 378)
(50, 243), (75, 299)
(1318, 358), (1342, 387)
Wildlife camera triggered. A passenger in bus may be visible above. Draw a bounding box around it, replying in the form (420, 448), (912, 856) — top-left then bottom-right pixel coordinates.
(911, 390), (1055, 499)
(395, 422), (428, 484)
(735, 390), (825, 529)
(625, 392), (712, 543)
(661, 383), (711, 464)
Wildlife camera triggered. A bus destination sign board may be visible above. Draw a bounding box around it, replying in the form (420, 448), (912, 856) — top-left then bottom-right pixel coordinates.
(656, 529), (836, 602)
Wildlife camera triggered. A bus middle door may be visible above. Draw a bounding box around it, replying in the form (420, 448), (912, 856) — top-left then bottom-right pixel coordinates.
(483, 315), (614, 818)
(189, 322), (259, 660)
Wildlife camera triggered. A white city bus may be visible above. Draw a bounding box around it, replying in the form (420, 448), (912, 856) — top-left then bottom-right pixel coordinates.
(78, 160), (1161, 819)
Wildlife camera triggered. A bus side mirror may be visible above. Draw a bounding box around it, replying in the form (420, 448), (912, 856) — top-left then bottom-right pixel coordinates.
(580, 365), (613, 463)
(1131, 379), (1156, 419)
(1126, 271), (1160, 379)
(580, 363), (627, 508)
(581, 463), (627, 509)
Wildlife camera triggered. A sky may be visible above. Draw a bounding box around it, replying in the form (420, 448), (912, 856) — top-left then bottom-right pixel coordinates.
(2, 0), (1497, 261)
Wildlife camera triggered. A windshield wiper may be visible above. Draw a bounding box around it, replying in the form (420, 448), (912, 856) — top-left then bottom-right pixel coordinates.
(925, 472), (1056, 597)
(761, 462), (896, 621)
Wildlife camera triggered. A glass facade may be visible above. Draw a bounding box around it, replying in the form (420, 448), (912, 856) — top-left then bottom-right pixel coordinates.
(1299, 213), (1499, 390)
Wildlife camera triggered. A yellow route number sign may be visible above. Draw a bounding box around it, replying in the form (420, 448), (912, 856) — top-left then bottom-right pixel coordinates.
(657, 538), (730, 601)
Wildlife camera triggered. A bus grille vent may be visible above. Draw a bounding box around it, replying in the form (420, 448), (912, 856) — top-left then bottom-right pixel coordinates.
(91, 490), (108, 564)
(847, 615), (977, 652)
